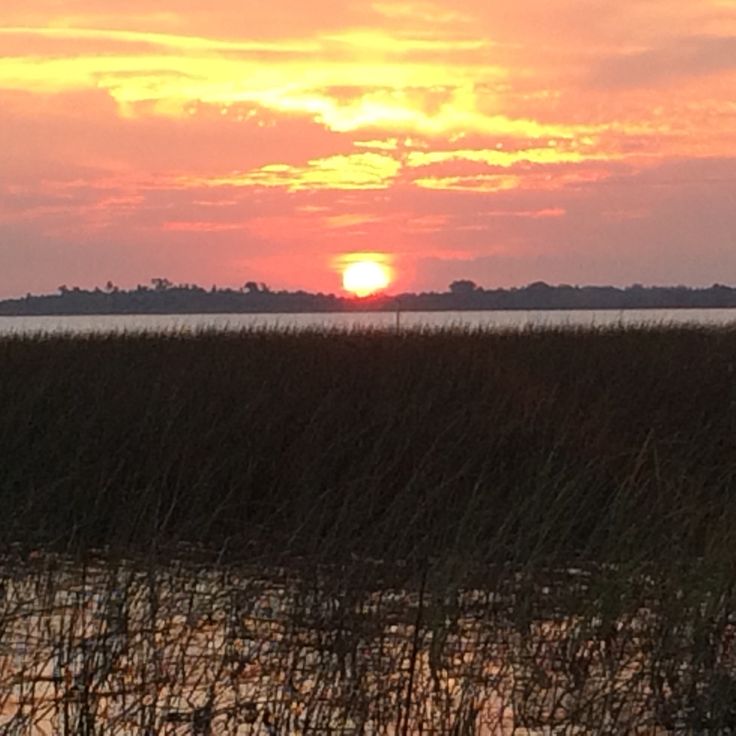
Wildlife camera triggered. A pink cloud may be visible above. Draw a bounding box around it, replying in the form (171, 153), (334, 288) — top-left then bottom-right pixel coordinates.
(0, 0), (735, 297)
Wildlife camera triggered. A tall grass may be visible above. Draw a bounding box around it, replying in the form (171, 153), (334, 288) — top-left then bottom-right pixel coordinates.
(1, 324), (735, 563)
(1, 324), (736, 732)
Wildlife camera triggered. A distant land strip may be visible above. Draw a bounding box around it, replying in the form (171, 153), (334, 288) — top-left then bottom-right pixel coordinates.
(2, 279), (736, 315)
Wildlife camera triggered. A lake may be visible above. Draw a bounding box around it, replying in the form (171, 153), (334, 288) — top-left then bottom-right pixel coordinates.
(1, 308), (736, 335)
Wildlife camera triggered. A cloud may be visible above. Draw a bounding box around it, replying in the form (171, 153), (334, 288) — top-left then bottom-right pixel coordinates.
(186, 153), (402, 191)
(406, 146), (602, 168)
(591, 35), (736, 88)
(1, 0), (735, 296)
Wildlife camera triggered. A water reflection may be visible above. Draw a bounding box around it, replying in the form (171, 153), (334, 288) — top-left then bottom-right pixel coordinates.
(1, 556), (733, 734)
(1, 309), (735, 335)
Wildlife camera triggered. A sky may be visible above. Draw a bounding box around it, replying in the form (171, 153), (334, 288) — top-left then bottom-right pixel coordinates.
(1, 1), (735, 297)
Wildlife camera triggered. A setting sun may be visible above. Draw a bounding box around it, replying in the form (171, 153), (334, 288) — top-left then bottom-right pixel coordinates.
(342, 259), (392, 297)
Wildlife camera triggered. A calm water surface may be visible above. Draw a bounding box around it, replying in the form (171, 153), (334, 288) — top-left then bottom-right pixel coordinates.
(1, 308), (736, 335)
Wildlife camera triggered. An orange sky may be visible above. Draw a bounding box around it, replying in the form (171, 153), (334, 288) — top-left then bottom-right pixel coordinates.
(1, 1), (735, 296)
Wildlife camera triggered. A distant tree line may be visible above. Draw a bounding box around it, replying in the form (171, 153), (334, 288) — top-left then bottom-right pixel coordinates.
(1, 278), (736, 315)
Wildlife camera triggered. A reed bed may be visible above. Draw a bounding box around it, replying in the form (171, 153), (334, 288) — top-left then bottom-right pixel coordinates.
(1, 324), (736, 733)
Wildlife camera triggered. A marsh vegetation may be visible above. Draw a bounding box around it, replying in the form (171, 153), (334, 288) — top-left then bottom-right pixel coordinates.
(1, 325), (736, 733)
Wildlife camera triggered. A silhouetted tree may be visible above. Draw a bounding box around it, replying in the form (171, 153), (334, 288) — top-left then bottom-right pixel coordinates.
(449, 280), (478, 295)
(3, 279), (736, 316)
(151, 278), (173, 292)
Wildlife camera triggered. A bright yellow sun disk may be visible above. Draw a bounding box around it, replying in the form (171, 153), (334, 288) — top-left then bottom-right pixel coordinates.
(342, 260), (392, 297)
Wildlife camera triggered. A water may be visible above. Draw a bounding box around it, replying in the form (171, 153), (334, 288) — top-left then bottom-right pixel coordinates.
(1, 308), (735, 335)
(0, 554), (715, 734)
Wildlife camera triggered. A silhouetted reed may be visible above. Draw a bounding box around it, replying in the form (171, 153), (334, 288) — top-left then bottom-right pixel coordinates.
(1, 324), (736, 733)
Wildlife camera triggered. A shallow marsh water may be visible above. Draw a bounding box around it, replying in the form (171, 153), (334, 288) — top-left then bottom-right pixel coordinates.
(1, 554), (731, 735)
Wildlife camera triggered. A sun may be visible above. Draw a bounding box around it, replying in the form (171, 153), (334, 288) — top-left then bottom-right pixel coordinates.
(341, 258), (393, 297)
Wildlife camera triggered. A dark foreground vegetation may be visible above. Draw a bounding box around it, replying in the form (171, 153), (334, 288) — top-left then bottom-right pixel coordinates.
(1, 324), (734, 561)
(2, 278), (736, 314)
(2, 325), (736, 733)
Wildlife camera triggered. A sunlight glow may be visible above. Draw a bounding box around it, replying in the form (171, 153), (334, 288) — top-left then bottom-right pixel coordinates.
(341, 257), (393, 297)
